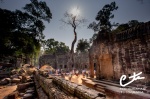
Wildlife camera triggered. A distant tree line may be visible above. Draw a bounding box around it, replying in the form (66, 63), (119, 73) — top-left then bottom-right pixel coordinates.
(44, 38), (70, 54)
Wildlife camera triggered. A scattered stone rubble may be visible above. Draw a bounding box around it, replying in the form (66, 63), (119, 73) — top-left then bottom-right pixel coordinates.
(0, 67), (33, 85)
(0, 64), (37, 99)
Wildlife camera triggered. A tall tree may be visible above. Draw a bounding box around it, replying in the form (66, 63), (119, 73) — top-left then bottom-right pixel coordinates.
(0, 8), (41, 65)
(23, 0), (52, 64)
(88, 1), (118, 42)
(0, 0), (52, 65)
(61, 8), (86, 67)
(0, 8), (16, 58)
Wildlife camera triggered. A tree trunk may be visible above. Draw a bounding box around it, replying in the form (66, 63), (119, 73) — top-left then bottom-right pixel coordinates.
(70, 17), (77, 69)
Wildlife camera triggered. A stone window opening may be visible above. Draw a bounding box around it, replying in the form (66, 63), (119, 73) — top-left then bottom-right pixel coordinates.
(85, 65), (87, 69)
(60, 65), (62, 69)
(94, 63), (96, 70)
(64, 65), (67, 68)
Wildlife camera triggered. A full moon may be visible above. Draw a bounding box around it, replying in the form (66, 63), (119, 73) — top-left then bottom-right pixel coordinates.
(71, 7), (80, 16)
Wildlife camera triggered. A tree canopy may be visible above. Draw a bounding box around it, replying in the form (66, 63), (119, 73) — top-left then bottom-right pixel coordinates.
(0, 0), (52, 63)
(76, 39), (90, 53)
(23, 0), (52, 40)
(88, 2), (118, 33)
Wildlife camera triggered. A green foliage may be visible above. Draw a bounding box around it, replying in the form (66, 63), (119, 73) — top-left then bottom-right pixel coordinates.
(88, 1), (118, 32)
(23, 0), (52, 40)
(23, 0), (52, 22)
(112, 20), (143, 33)
(89, 33), (98, 43)
(0, 8), (17, 57)
(0, 8), (41, 58)
(128, 20), (143, 27)
(76, 39), (90, 53)
(0, 0), (52, 62)
(112, 23), (129, 33)
(45, 38), (69, 54)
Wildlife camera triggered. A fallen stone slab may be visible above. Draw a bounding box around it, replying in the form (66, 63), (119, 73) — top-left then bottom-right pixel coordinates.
(5, 78), (11, 82)
(0, 78), (9, 85)
(10, 74), (19, 79)
(17, 82), (34, 91)
(19, 69), (26, 75)
(12, 78), (20, 83)
(23, 93), (33, 99)
(19, 93), (25, 97)
(25, 89), (34, 93)
(18, 76), (22, 80)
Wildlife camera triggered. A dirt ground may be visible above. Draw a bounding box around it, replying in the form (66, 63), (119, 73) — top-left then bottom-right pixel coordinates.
(0, 85), (17, 99)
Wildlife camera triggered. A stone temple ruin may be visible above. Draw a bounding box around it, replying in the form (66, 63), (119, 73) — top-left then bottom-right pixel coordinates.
(1, 22), (150, 99)
(39, 21), (150, 84)
(39, 51), (89, 70)
(39, 53), (69, 69)
(89, 21), (150, 84)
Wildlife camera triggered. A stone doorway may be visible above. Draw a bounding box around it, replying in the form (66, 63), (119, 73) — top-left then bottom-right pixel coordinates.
(100, 54), (113, 80)
(94, 63), (96, 70)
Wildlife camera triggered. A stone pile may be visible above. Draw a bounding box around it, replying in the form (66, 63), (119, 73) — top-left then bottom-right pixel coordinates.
(5, 79), (36, 99)
(0, 73), (33, 85)
(0, 64), (36, 85)
(0, 64), (38, 99)
(19, 86), (36, 99)
(38, 69), (49, 77)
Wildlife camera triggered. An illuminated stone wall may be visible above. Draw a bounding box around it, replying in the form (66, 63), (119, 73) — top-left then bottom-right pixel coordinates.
(89, 21), (150, 83)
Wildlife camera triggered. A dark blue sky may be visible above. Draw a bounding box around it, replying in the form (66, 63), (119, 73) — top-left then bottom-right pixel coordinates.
(0, 0), (150, 50)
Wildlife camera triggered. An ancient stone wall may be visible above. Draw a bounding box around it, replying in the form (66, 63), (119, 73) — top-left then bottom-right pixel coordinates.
(39, 53), (69, 69)
(39, 54), (56, 68)
(74, 52), (89, 70)
(89, 21), (150, 83)
(34, 71), (106, 99)
(39, 52), (89, 70)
